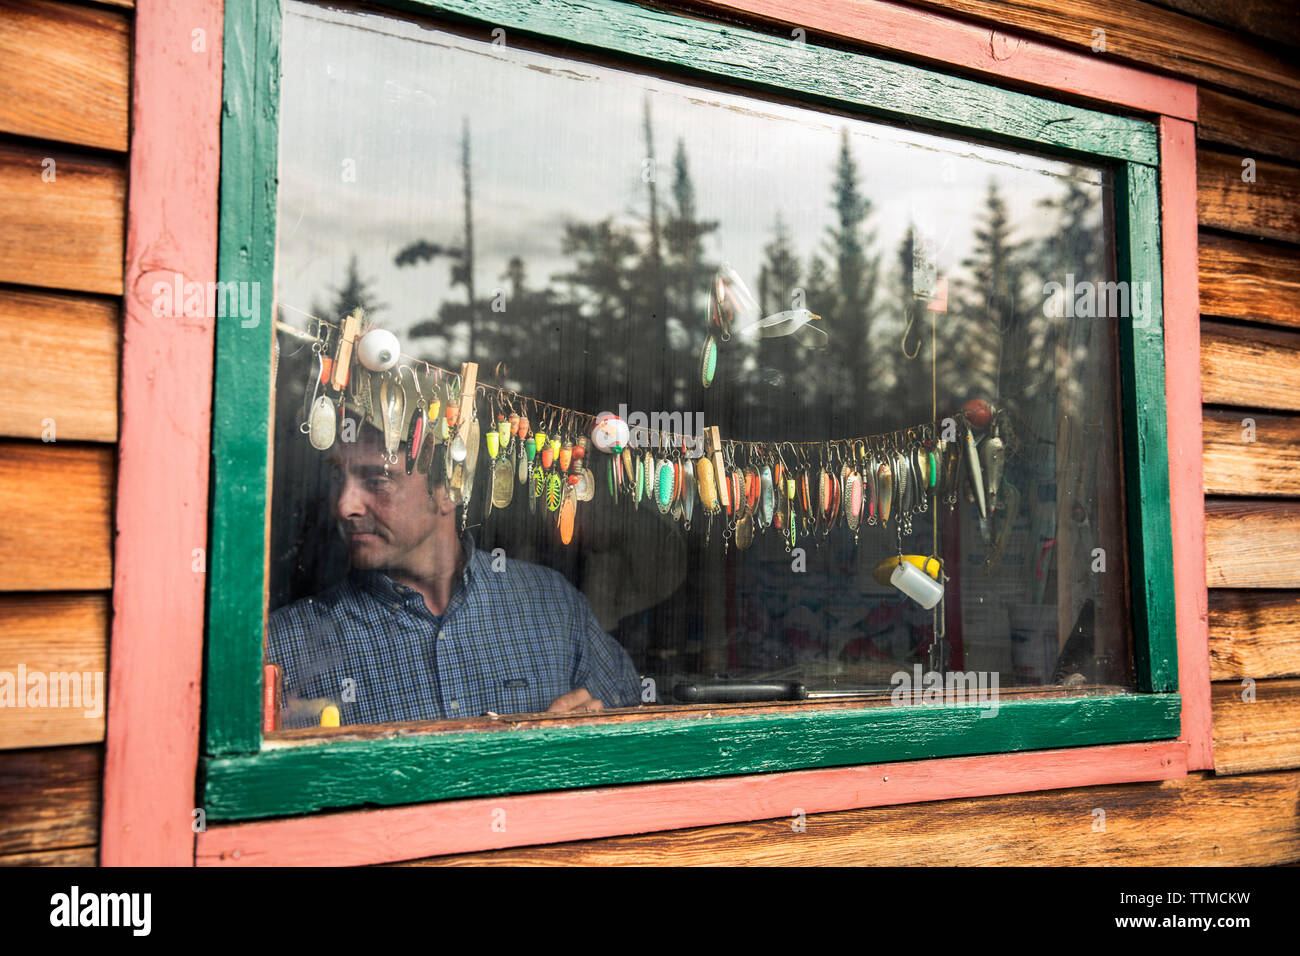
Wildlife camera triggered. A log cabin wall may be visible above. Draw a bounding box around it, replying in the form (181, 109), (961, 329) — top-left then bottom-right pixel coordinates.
(0, 0), (127, 865)
(0, 0), (1297, 866)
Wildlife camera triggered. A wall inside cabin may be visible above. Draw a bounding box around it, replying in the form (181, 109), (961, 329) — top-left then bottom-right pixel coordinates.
(0, 0), (1296, 867)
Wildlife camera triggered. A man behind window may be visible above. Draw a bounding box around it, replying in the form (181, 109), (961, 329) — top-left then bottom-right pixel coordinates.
(267, 421), (642, 727)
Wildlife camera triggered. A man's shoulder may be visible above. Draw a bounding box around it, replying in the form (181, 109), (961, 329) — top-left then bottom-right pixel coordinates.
(268, 578), (364, 634)
(471, 548), (577, 600)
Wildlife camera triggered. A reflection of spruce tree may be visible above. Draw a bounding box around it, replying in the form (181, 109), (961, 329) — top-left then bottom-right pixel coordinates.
(753, 214), (802, 425)
(631, 95), (670, 408)
(664, 140), (717, 317)
(823, 129), (880, 419)
(950, 180), (1032, 408)
(758, 213), (801, 316)
(309, 253), (387, 322)
(1033, 170), (1105, 393)
(457, 117), (477, 361)
(664, 138), (718, 409)
(552, 219), (642, 405)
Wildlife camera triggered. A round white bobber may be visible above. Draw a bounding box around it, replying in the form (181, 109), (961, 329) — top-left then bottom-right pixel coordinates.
(357, 328), (401, 371)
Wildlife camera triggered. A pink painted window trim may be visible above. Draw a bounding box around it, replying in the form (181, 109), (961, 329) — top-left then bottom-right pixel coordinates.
(109, 0), (1204, 865)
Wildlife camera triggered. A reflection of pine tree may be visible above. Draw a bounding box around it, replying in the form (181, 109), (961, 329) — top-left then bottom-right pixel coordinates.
(758, 213), (801, 316)
(1033, 170), (1105, 398)
(664, 140), (717, 329)
(823, 129), (880, 421)
(752, 214), (802, 425)
(949, 180), (1032, 409)
(663, 138), (718, 408)
(309, 253), (387, 323)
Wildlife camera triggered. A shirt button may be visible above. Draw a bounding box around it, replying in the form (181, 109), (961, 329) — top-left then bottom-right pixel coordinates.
(449, 700), (459, 711)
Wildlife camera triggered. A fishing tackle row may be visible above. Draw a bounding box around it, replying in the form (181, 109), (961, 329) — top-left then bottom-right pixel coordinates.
(293, 311), (1016, 557)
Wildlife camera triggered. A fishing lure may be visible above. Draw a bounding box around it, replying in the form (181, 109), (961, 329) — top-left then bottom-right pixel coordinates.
(546, 471), (562, 512)
(866, 453), (880, 525)
(491, 455), (514, 510)
(759, 464), (775, 528)
(878, 458), (894, 527)
(735, 507), (754, 550)
(558, 484), (576, 545)
(896, 450), (912, 533)
(697, 457), (718, 513)
(700, 335), (718, 389)
(682, 458), (697, 530)
(982, 434), (1006, 513)
(308, 395), (336, 451)
(656, 458), (675, 513)
(406, 411), (424, 475)
(964, 423), (987, 520)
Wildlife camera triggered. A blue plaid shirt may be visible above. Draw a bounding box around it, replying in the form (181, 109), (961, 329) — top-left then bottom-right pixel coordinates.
(267, 533), (642, 727)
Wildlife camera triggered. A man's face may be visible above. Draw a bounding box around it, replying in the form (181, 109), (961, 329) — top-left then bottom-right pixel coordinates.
(326, 430), (450, 574)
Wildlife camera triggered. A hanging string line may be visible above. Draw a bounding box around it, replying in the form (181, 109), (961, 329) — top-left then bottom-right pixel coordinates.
(276, 305), (943, 452)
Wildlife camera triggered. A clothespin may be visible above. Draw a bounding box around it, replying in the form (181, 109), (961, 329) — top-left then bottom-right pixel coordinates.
(706, 425), (730, 511)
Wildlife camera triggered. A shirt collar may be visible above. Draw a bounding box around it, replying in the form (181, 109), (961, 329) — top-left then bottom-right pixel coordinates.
(349, 530), (478, 604)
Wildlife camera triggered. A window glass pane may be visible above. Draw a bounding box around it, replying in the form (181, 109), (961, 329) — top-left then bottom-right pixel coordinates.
(266, 0), (1133, 730)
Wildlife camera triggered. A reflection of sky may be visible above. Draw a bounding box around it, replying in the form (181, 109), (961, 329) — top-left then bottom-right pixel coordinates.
(277, 0), (1104, 344)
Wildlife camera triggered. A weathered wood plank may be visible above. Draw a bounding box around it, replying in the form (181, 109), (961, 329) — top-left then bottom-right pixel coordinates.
(1202, 409), (1300, 495)
(1212, 678), (1300, 774)
(1209, 590), (1300, 680)
(0, 744), (101, 854)
(899, 0), (1300, 110)
(0, 443), (113, 592)
(0, 288), (119, 443)
(1145, 0), (1300, 50)
(0, 0), (130, 151)
(1198, 89), (1300, 163)
(0, 595), (109, 749)
(1205, 500), (1300, 588)
(1199, 234), (1300, 330)
(0, 846), (97, 866)
(0, 141), (125, 296)
(399, 769), (1300, 866)
(1201, 320), (1300, 411)
(1198, 148), (1300, 245)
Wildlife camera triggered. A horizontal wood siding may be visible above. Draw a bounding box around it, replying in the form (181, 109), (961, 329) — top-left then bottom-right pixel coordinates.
(1211, 678), (1300, 774)
(1202, 409), (1300, 496)
(0, 0), (129, 865)
(0, 0), (130, 151)
(0, 594), (109, 749)
(1209, 590), (1300, 680)
(1197, 88), (1300, 161)
(401, 769), (1300, 865)
(0, 745), (100, 856)
(1198, 235), (1300, 330)
(1198, 148), (1300, 244)
(0, 287), (120, 443)
(901, 0), (1300, 109)
(1201, 321), (1300, 411)
(0, 141), (125, 296)
(0, 443), (114, 592)
(1205, 502), (1300, 588)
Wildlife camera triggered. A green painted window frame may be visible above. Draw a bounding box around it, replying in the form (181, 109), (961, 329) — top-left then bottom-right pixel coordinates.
(204, 0), (1179, 821)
